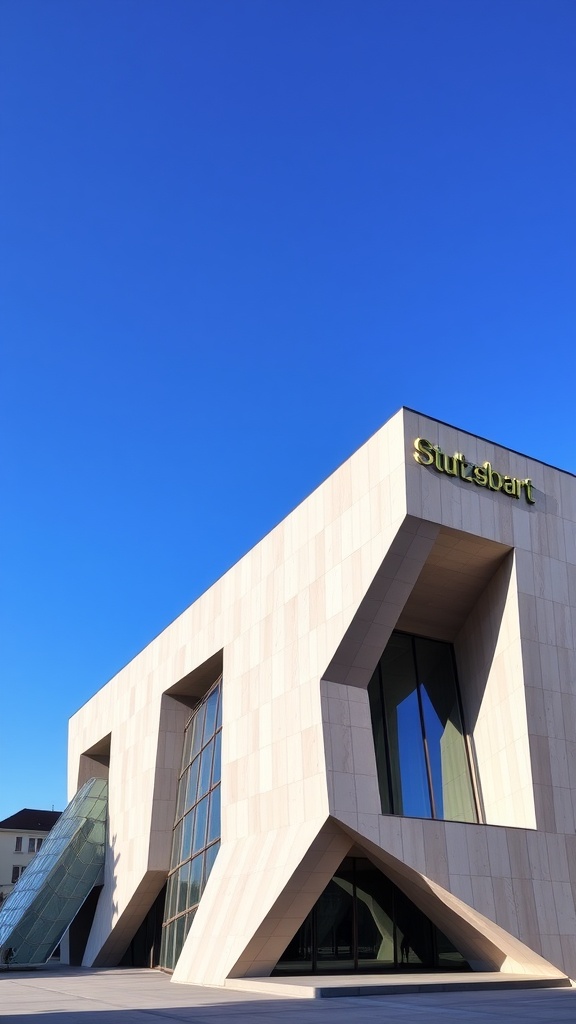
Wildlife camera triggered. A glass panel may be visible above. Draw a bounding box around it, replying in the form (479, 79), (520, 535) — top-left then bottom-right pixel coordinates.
(316, 877), (354, 971)
(435, 927), (468, 968)
(416, 638), (477, 823)
(215, 686), (222, 731)
(181, 719), (193, 771)
(160, 921), (174, 971)
(177, 861), (190, 915)
(174, 914), (187, 965)
(355, 861), (395, 968)
(197, 740), (213, 800)
(176, 768), (188, 822)
(181, 810), (195, 862)
(207, 785), (220, 845)
(190, 704), (206, 760)
(204, 841), (220, 885)
(193, 797), (208, 854)
(203, 689), (218, 743)
(368, 668), (391, 814)
(378, 633), (431, 817)
(171, 819), (183, 866)
(420, 683), (444, 818)
(395, 687), (431, 817)
(394, 885), (434, 967)
(189, 853), (203, 907)
(212, 731), (222, 785)
(186, 757), (200, 810)
(184, 907), (196, 938)
(165, 874), (177, 922)
(274, 917), (313, 974)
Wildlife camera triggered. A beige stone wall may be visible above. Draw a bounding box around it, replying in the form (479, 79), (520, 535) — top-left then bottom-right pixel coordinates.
(68, 407), (576, 984)
(455, 552), (536, 829)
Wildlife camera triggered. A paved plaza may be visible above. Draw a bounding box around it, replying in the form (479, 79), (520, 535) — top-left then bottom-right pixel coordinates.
(2, 967), (576, 1023)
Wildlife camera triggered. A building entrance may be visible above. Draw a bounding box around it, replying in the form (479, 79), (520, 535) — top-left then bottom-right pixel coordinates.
(274, 857), (469, 974)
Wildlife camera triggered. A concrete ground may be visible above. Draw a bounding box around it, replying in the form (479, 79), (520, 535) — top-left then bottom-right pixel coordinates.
(2, 966), (576, 1023)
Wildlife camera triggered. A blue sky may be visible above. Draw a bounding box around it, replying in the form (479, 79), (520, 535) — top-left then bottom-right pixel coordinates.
(1, 0), (574, 818)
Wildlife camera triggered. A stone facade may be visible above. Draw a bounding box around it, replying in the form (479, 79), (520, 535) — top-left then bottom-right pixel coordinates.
(67, 408), (576, 984)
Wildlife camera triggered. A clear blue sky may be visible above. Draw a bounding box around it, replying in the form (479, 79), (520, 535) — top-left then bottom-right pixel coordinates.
(1, 0), (574, 818)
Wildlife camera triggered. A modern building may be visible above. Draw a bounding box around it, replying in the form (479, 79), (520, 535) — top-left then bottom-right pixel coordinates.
(0, 809), (61, 902)
(3, 407), (576, 987)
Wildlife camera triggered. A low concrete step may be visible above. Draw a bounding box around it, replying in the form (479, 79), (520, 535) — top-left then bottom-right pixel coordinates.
(225, 972), (572, 999)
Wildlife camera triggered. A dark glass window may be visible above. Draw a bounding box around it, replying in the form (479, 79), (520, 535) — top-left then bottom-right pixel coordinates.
(274, 857), (469, 975)
(159, 677), (222, 971)
(368, 632), (478, 823)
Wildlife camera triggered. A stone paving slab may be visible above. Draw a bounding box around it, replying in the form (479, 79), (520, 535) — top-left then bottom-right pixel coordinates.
(1, 966), (576, 1023)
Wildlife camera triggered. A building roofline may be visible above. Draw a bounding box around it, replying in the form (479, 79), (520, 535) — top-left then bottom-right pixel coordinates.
(403, 406), (576, 479)
(0, 809), (61, 831)
(69, 406), (575, 721)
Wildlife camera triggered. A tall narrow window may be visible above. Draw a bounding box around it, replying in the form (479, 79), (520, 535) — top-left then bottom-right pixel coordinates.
(159, 677), (222, 971)
(14, 837), (22, 853)
(368, 632), (478, 823)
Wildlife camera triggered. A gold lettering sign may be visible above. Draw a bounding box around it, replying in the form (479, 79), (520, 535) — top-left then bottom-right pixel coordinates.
(413, 438), (535, 505)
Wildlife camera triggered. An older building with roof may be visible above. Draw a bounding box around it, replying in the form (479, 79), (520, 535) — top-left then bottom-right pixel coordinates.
(0, 809), (61, 901)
